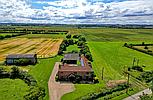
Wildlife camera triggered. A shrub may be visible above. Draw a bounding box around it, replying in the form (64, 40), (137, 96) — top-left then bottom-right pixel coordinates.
(137, 71), (153, 83)
(66, 34), (71, 38)
(132, 66), (143, 72)
(78, 36), (86, 42)
(10, 66), (20, 79)
(24, 86), (45, 100)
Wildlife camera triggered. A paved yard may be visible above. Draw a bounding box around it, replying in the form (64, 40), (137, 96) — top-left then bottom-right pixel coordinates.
(48, 62), (75, 100)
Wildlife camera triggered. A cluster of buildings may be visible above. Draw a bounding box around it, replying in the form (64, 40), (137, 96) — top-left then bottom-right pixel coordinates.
(5, 53), (94, 82)
(57, 53), (94, 82)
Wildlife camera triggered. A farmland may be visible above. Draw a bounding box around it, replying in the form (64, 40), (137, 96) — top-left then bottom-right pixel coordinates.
(0, 26), (153, 100)
(62, 42), (153, 100)
(0, 37), (63, 61)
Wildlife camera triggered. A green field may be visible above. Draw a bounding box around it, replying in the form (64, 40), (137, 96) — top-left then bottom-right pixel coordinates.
(62, 28), (153, 100)
(0, 79), (29, 100)
(29, 57), (61, 100)
(79, 28), (153, 42)
(62, 42), (153, 100)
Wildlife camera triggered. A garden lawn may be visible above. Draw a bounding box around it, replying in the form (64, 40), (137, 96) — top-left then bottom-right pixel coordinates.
(0, 78), (29, 100)
(29, 56), (61, 100)
(65, 45), (80, 53)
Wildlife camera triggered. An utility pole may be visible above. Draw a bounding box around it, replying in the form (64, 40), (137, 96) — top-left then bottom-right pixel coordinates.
(132, 57), (136, 67)
(102, 67), (104, 80)
(137, 59), (139, 66)
(126, 72), (130, 93)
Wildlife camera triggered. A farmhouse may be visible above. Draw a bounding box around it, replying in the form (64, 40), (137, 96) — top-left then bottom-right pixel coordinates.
(57, 53), (94, 82)
(6, 54), (37, 65)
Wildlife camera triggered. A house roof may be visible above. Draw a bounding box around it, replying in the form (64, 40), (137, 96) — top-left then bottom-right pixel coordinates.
(59, 55), (93, 72)
(63, 53), (79, 61)
(6, 54), (36, 59)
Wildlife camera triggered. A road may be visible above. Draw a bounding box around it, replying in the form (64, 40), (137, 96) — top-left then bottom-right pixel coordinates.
(48, 62), (75, 100)
(123, 88), (152, 100)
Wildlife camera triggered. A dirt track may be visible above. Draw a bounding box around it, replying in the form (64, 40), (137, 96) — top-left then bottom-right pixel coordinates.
(48, 62), (75, 100)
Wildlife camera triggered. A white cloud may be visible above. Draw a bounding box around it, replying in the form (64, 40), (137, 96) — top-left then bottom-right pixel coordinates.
(0, 0), (153, 24)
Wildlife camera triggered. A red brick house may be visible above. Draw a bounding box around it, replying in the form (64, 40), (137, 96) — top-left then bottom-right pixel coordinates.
(57, 53), (94, 82)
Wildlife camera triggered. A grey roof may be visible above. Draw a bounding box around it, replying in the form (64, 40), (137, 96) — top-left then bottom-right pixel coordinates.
(63, 53), (79, 61)
(6, 54), (36, 59)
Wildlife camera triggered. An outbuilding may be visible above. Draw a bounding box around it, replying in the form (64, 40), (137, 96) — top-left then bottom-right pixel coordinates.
(6, 54), (37, 65)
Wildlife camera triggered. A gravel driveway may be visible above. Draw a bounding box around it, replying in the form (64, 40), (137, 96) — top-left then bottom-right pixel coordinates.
(48, 62), (75, 100)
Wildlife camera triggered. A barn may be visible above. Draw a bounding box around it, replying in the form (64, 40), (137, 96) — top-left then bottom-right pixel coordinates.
(6, 54), (37, 65)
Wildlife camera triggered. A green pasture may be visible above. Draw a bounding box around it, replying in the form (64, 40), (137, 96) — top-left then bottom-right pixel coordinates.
(0, 78), (29, 100)
(79, 28), (153, 42)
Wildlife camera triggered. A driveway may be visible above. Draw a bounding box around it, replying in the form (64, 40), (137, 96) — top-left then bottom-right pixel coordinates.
(48, 62), (75, 100)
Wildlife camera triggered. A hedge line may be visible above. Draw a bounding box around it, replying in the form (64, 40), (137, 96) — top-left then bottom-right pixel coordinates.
(0, 33), (26, 40)
(80, 84), (129, 100)
(124, 43), (153, 56)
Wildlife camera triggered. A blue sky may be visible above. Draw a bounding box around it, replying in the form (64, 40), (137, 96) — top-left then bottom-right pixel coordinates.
(0, 0), (153, 24)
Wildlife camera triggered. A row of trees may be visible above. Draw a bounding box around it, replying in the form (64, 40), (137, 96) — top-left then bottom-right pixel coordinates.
(124, 43), (153, 56)
(58, 34), (93, 61)
(0, 67), (45, 100)
(0, 33), (25, 40)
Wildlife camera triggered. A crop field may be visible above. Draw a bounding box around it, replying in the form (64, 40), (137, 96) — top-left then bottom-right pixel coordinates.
(0, 37), (63, 61)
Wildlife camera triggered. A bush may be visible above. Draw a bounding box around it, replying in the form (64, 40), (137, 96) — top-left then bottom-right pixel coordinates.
(73, 35), (80, 38)
(137, 71), (153, 83)
(24, 86), (45, 100)
(132, 66), (143, 72)
(78, 36), (86, 42)
(66, 34), (71, 38)
(10, 66), (20, 79)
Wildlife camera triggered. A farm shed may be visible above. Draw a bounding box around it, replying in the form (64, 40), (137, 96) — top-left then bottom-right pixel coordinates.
(63, 53), (80, 64)
(6, 54), (37, 65)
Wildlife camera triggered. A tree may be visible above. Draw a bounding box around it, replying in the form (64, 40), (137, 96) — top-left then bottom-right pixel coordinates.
(10, 66), (19, 79)
(66, 34), (71, 39)
(79, 36), (86, 42)
(0, 67), (4, 74)
(144, 46), (148, 50)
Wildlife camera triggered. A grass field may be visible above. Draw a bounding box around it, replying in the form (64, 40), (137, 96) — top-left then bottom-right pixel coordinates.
(62, 42), (153, 100)
(0, 37), (63, 61)
(0, 78), (29, 100)
(62, 28), (153, 100)
(79, 28), (153, 42)
(29, 56), (61, 100)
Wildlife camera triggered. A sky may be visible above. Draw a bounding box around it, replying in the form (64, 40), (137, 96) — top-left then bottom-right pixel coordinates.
(0, 0), (153, 24)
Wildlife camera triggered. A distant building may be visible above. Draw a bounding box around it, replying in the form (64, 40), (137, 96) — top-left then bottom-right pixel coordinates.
(57, 53), (94, 82)
(6, 54), (37, 65)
